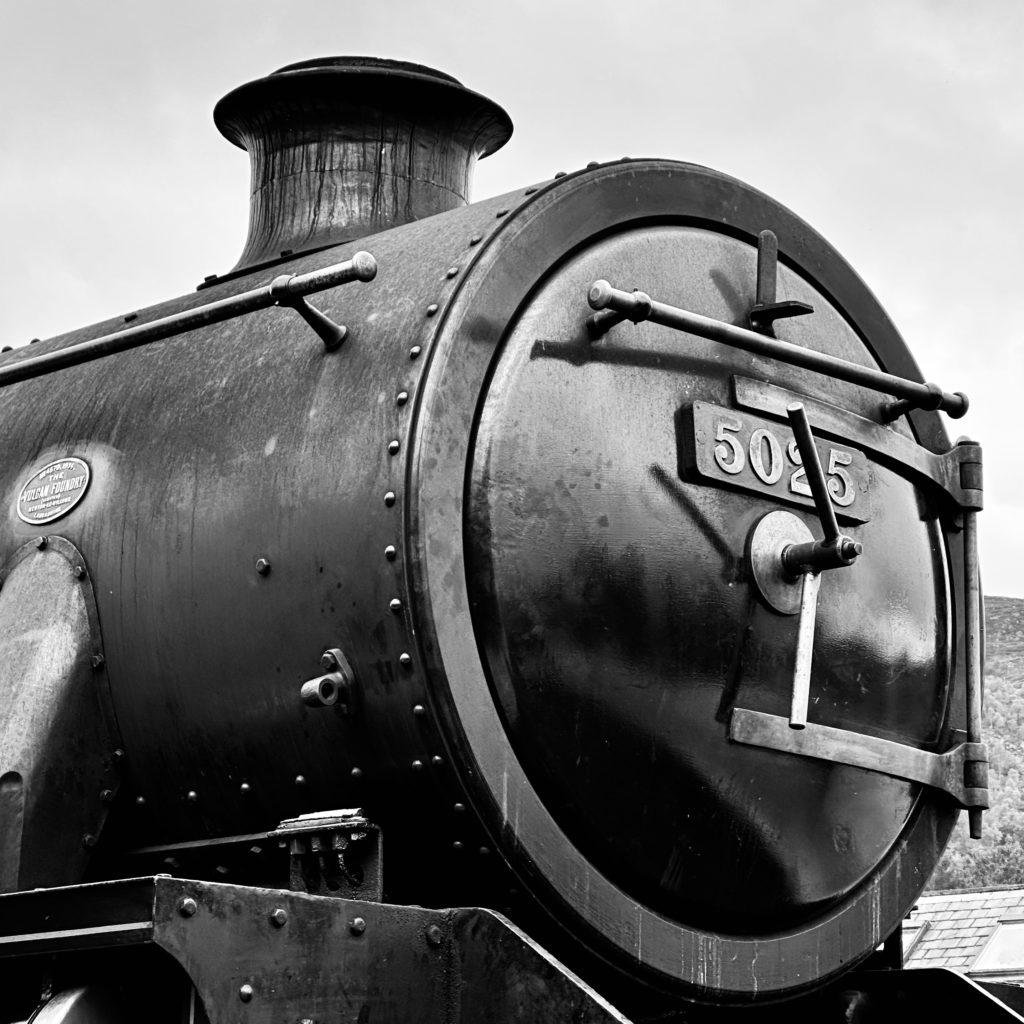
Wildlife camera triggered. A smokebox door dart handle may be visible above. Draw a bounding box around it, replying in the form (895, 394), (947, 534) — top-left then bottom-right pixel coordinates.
(584, 279), (968, 419)
(781, 404), (863, 576)
(0, 251), (378, 388)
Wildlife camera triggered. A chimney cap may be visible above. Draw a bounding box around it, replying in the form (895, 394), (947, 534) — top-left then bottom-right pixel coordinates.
(213, 55), (513, 158)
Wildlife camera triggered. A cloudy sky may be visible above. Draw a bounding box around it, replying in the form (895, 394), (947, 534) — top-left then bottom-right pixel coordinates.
(2, 0), (1021, 595)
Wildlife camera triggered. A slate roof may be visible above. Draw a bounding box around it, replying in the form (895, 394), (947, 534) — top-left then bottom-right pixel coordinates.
(904, 885), (1024, 974)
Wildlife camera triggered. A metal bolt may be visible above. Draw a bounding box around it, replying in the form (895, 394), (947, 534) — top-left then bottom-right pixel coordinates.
(411, 759), (424, 771)
(92, 653), (105, 669)
(320, 650), (338, 671)
(396, 391), (409, 406)
(255, 558), (271, 576)
(390, 598), (403, 613)
(351, 766), (363, 779)
(82, 833), (97, 849)
(413, 704), (426, 716)
(100, 788), (115, 803)
(410, 345), (422, 360)
(186, 790), (199, 803)
(446, 267), (459, 279)
(426, 303), (439, 317)
(399, 652), (412, 668)
(384, 545), (397, 561)
(426, 925), (443, 947)
(179, 897), (198, 918)
(840, 539), (863, 560)
(294, 774), (306, 786)
(388, 440), (400, 455)
(384, 491), (396, 507)
(239, 984), (254, 1003)
(73, 565), (86, 579)
(269, 908), (288, 928)
(34, 536), (47, 550)
(350, 916), (366, 935)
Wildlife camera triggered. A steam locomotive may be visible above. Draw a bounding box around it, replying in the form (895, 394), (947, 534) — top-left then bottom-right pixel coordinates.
(0, 58), (1003, 1022)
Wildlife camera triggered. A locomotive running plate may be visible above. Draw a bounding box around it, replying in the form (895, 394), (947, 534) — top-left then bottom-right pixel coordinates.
(16, 458), (91, 525)
(681, 401), (872, 523)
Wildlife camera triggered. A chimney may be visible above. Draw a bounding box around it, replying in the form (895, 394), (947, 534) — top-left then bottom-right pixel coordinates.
(214, 57), (513, 272)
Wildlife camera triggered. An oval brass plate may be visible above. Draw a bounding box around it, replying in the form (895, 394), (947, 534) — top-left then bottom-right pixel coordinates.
(16, 458), (91, 525)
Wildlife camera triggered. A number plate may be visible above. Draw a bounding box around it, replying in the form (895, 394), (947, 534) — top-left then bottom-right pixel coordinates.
(682, 402), (871, 523)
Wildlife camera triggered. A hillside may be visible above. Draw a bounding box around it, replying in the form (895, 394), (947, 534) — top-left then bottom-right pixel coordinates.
(930, 595), (1024, 889)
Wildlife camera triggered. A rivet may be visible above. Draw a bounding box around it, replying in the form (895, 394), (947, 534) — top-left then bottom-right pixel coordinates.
(179, 897), (198, 917)
(411, 759), (424, 771)
(388, 440), (400, 456)
(454, 803), (466, 813)
(112, 748), (125, 765)
(294, 774), (307, 786)
(73, 565), (86, 579)
(240, 782), (252, 795)
(425, 924), (443, 947)
(453, 840), (464, 850)
(239, 984), (254, 1003)
(432, 755), (444, 766)
(396, 391), (409, 406)
(320, 650), (339, 671)
(100, 788), (115, 803)
(524, 188), (537, 195)
(410, 345), (422, 360)
(470, 234), (482, 245)
(479, 846), (491, 856)
(384, 491), (396, 507)
(413, 704), (426, 716)
(269, 908), (288, 928)
(351, 766), (363, 779)
(162, 857), (180, 871)
(91, 653), (105, 669)
(186, 790), (199, 803)
(495, 209), (509, 217)
(554, 171), (567, 178)
(82, 833), (97, 849)
(390, 598), (403, 613)
(204, 274), (217, 283)
(587, 160), (599, 168)
(399, 652), (412, 668)
(426, 303), (439, 317)
(255, 557), (271, 576)
(34, 536), (47, 550)
(124, 312), (138, 323)
(385, 545), (397, 561)
(350, 916), (366, 935)
(446, 267), (459, 279)
(215, 865), (230, 877)
(135, 795), (146, 806)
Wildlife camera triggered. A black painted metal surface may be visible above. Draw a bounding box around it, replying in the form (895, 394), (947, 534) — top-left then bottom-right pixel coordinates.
(0, 876), (628, 1024)
(0, 151), (972, 1011)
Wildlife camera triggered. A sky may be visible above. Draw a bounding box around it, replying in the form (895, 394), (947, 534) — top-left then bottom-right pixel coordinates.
(1, 0), (1022, 596)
